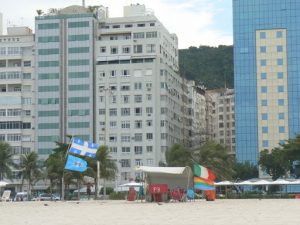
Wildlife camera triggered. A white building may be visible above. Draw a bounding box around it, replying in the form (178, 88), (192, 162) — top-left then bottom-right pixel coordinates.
(0, 26), (35, 185)
(207, 88), (235, 155)
(95, 4), (186, 182)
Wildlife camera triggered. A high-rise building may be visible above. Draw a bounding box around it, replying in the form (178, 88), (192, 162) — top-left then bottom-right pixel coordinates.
(0, 26), (35, 185)
(233, 0), (299, 165)
(208, 88), (235, 155)
(35, 6), (97, 159)
(95, 4), (187, 182)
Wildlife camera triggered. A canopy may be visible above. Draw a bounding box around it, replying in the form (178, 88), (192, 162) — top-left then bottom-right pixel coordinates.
(119, 182), (143, 187)
(0, 181), (9, 187)
(234, 180), (254, 186)
(251, 180), (271, 185)
(137, 166), (193, 189)
(214, 181), (234, 186)
(270, 179), (291, 185)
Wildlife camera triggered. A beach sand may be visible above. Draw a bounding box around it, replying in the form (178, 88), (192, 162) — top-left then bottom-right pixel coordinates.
(1, 199), (300, 225)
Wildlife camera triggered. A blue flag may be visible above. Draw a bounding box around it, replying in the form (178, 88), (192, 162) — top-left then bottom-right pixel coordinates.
(65, 155), (87, 172)
(69, 137), (99, 158)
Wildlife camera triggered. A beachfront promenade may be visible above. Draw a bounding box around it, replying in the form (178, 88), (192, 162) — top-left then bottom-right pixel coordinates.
(1, 199), (299, 225)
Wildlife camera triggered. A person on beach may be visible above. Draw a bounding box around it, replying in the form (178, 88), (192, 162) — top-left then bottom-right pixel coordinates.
(86, 183), (92, 200)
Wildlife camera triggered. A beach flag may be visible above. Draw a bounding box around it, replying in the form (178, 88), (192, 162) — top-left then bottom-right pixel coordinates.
(193, 164), (216, 191)
(69, 137), (99, 158)
(65, 155), (87, 172)
(193, 176), (215, 191)
(193, 164), (216, 181)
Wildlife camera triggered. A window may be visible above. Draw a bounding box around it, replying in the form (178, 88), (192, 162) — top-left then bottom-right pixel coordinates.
(122, 95), (130, 103)
(277, 58), (283, 65)
(110, 46), (118, 54)
(134, 146), (143, 154)
(146, 32), (157, 38)
(263, 140), (269, 148)
(262, 113), (268, 120)
(147, 94), (152, 100)
(279, 126), (285, 133)
(121, 147), (130, 153)
(109, 147), (117, 153)
(135, 159), (143, 166)
(137, 24), (145, 27)
(262, 127), (268, 133)
(110, 121), (117, 128)
(277, 45), (283, 52)
(261, 100), (268, 106)
(261, 86), (267, 93)
(146, 44), (156, 53)
(260, 59), (267, 66)
(278, 113), (285, 120)
(133, 32), (144, 39)
(146, 133), (153, 140)
(122, 46), (130, 54)
(121, 108), (130, 116)
(121, 135), (131, 142)
(120, 159), (130, 167)
(260, 32), (266, 39)
(135, 120), (142, 129)
(277, 31), (283, 38)
(121, 84), (130, 91)
(134, 133), (142, 142)
(121, 70), (130, 76)
(109, 108), (117, 116)
(146, 107), (153, 114)
(110, 36), (118, 40)
(109, 135), (117, 142)
(68, 34), (89, 41)
(134, 82), (142, 90)
(277, 72), (283, 79)
(110, 70), (117, 77)
(147, 120), (152, 127)
(278, 99), (285, 106)
(260, 46), (266, 53)
(134, 45), (143, 53)
(278, 86), (284, 92)
(38, 23), (59, 29)
(100, 46), (106, 53)
(134, 95), (142, 103)
(68, 21), (89, 28)
(147, 159), (153, 166)
(135, 107), (142, 116)
(121, 121), (130, 129)
(146, 146), (153, 153)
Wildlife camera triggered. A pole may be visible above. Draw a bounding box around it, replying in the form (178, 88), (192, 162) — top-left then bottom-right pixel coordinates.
(62, 136), (73, 200)
(96, 160), (100, 199)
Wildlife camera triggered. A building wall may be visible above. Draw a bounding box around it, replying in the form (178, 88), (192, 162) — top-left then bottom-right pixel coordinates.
(234, 0), (300, 165)
(35, 8), (96, 159)
(95, 6), (186, 182)
(0, 27), (35, 181)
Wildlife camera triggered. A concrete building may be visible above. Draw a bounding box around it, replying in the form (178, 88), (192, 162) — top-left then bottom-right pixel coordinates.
(35, 6), (97, 159)
(208, 89), (235, 155)
(0, 26), (35, 184)
(95, 4), (186, 182)
(233, 0), (299, 166)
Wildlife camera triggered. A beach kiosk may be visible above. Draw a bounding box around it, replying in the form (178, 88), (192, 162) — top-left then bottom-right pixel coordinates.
(136, 166), (193, 202)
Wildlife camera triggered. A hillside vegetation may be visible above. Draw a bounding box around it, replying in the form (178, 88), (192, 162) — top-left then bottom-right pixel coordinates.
(179, 45), (233, 89)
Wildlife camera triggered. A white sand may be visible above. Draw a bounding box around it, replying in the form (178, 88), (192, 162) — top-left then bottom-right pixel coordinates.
(1, 199), (300, 225)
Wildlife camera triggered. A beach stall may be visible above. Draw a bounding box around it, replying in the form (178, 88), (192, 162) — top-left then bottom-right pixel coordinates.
(136, 166), (193, 202)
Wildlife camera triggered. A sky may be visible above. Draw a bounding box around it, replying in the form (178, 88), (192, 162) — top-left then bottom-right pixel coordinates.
(0, 0), (233, 49)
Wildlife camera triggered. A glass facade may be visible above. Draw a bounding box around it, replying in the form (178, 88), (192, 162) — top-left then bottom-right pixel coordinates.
(234, 0), (300, 164)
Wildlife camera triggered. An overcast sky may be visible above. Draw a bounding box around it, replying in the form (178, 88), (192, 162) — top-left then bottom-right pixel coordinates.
(0, 0), (233, 49)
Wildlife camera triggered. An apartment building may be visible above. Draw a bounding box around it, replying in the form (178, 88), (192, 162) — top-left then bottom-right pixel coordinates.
(0, 26), (35, 183)
(35, 6), (97, 159)
(95, 4), (186, 182)
(207, 88), (235, 155)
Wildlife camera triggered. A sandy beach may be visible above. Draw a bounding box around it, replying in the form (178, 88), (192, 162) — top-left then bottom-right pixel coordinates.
(1, 199), (300, 225)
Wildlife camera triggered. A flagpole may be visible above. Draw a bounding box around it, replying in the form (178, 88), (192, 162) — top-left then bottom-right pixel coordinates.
(62, 136), (74, 201)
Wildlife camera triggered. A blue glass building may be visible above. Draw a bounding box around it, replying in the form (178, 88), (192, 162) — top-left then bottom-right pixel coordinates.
(234, 0), (300, 165)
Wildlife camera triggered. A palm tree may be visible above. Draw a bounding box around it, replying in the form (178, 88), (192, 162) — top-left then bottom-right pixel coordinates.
(87, 145), (117, 198)
(0, 142), (13, 180)
(19, 152), (42, 199)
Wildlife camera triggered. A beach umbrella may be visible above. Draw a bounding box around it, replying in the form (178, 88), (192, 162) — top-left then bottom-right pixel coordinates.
(0, 181), (9, 187)
(271, 179), (291, 185)
(252, 180), (271, 185)
(234, 180), (254, 186)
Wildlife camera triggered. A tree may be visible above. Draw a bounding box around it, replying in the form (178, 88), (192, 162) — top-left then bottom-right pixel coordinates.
(258, 148), (290, 180)
(232, 161), (258, 181)
(193, 141), (235, 180)
(165, 144), (193, 167)
(87, 146), (117, 198)
(0, 142), (14, 180)
(45, 141), (68, 197)
(36, 9), (43, 16)
(19, 152), (42, 199)
(87, 5), (100, 13)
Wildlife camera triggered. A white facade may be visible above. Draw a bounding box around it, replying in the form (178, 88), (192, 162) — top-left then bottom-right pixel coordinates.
(208, 89), (235, 155)
(0, 26), (35, 181)
(95, 5), (185, 183)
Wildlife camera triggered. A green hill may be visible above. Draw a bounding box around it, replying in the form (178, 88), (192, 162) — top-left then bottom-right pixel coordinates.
(179, 45), (233, 89)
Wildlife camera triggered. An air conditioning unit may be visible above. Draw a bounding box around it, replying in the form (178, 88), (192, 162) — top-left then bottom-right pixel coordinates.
(148, 114), (151, 116)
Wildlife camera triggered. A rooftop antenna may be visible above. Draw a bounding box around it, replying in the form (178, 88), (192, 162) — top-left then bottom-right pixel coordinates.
(82, 0), (85, 7)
